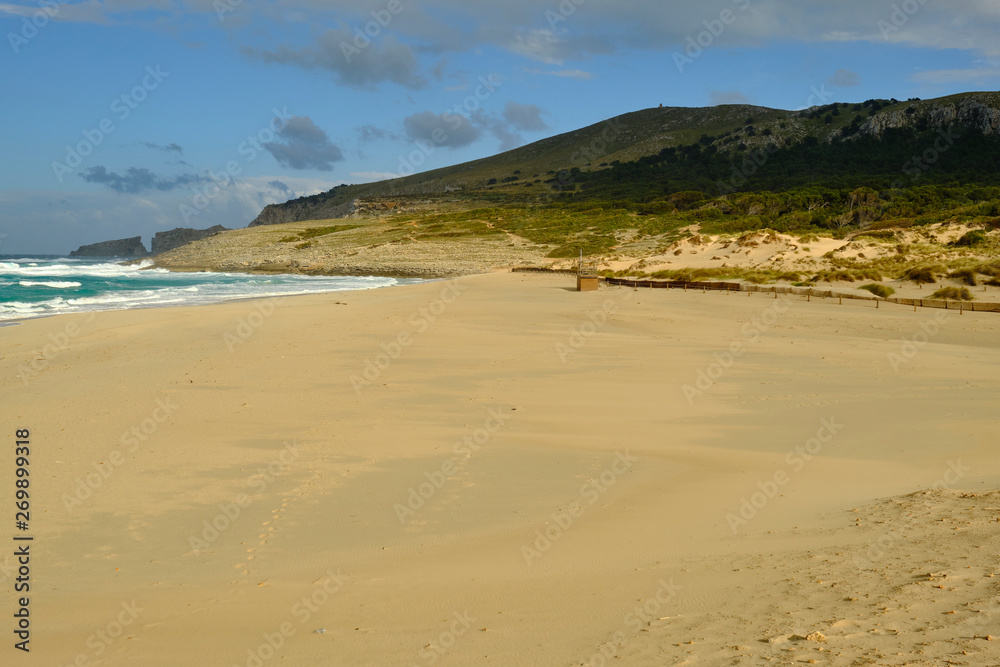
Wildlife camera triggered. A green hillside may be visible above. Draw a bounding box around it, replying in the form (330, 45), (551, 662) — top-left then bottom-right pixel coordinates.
(245, 92), (1000, 264)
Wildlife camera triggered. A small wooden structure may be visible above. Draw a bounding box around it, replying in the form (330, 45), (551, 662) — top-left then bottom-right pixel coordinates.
(576, 250), (600, 291)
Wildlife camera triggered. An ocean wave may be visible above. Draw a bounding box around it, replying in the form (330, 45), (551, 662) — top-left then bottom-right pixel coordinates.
(0, 262), (169, 279)
(18, 280), (82, 288)
(0, 262), (406, 321)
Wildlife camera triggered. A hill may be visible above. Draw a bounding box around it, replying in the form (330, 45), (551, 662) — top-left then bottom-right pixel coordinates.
(152, 91), (1000, 287)
(249, 91), (1000, 227)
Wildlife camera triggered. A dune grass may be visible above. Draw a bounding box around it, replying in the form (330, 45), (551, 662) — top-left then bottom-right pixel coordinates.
(930, 286), (974, 301)
(859, 283), (895, 298)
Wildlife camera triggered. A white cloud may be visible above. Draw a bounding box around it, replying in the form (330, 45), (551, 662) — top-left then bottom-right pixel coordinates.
(528, 68), (593, 79)
(11, 1), (1000, 72)
(243, 28), (425, 89)
(828, 68), (860, 87)
(910, 68), (1000, 84)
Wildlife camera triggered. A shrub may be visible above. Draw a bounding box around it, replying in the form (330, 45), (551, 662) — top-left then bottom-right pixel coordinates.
(856, 230), (897, 241)
(930, 287), (974, 301)
(855, 268), (883, 281)
(949, 268), (978, 286)
(951, 230), (988, 247)
(974, 261), (1000, 278)
(902, 265), (943, 284)
(860, 283), (894, 298)
(814, 269), (859, 282)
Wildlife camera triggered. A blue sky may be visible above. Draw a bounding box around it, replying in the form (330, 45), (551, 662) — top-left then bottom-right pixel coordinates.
(2, 0), (999, 254)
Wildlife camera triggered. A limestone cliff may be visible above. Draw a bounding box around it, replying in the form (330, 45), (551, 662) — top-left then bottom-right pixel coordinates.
(857, 97), (1000, 139)
(151, 225), (229, 255)
(69, 237), (149, 258)
(249, 196), (357, 227)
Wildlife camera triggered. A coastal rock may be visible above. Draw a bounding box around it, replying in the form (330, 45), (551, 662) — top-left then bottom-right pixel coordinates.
(151, 225), (229, 255)
(69, 236), (149, 258)
(249, 198), (357, 227)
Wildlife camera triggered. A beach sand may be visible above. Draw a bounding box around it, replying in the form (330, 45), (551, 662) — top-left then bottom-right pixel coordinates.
(3, 271), (1000, 666)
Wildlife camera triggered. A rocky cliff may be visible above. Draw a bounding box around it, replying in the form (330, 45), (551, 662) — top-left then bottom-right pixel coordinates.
(856, 97), (1000, 139)
(69, 236), (149, 258)
(249, 198), (357, 227)
(151, 225), (229, 255)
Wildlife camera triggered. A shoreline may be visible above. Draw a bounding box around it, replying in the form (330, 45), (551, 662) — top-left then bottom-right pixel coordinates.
(1, 257), (432, 324)
(6, 271), (1000, 665)
(147, 260), (469, 280)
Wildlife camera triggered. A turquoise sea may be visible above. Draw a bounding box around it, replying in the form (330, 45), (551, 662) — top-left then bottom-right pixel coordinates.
(0, 256), (413, 322)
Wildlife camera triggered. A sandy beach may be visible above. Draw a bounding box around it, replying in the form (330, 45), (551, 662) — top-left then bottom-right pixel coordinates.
(4, 271), (1000, 666)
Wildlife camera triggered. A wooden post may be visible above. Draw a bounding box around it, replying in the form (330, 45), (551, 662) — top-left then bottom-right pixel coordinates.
(839, 296), (842, 305)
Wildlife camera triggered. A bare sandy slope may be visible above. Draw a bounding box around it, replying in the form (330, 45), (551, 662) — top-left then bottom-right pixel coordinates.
(2, 272), (1000, 666)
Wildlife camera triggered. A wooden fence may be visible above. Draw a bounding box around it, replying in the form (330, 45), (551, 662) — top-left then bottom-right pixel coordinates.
(512, 267), (1000, 314)
(511, 267), (579, 275)
(604, 277), (743, 291)
(886, 297), (1000, 313)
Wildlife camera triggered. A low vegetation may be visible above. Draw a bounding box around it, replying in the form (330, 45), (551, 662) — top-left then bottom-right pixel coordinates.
(930, 287), (974, 301)
(902, 265), (944, 284)
(859, 283), (895, 298)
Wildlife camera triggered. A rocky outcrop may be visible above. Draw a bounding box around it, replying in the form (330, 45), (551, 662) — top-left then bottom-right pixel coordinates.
(931, 99), (1000, 136)
(249, 198), (358, 227)
(151, 225), (228, 255)
(69, 236), (149, 258)
(858, 97), (1000, 139)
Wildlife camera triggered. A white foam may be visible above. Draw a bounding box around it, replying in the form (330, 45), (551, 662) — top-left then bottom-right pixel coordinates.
(0, 258), (405, 322)
(18, 280), (82, 288)
(0, 261), (168, 279)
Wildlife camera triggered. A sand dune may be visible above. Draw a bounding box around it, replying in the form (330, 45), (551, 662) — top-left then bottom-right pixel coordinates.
(3, 271), (999, 666)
